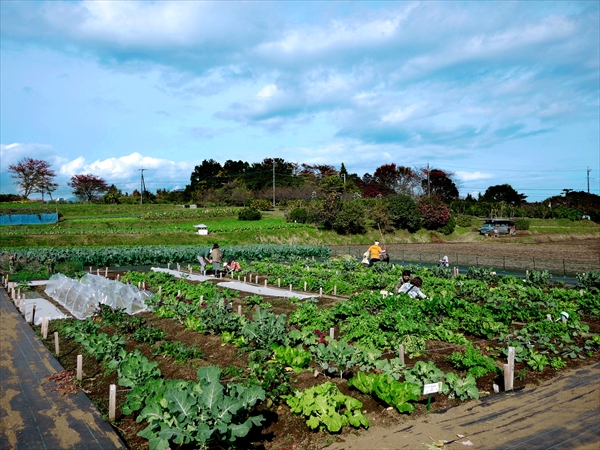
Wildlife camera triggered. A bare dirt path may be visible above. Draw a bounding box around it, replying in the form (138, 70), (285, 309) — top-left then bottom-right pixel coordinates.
(326, 363), (600, 450)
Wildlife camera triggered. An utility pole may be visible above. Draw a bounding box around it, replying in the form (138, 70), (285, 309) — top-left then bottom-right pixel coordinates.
(272, 160), (276, 208)
(427, 162), (430, 197)
(139, 168), (146, 205)
(588, 167), (591, 193)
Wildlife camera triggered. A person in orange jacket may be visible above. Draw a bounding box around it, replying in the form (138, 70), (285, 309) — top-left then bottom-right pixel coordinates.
(367, 240), (383, 266)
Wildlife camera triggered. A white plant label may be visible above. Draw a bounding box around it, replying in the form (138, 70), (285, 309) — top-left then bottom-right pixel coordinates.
(423, 382), (442, 395)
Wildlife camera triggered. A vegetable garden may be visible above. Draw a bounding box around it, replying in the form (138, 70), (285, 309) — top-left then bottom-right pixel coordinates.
(11, 253), (600, 450)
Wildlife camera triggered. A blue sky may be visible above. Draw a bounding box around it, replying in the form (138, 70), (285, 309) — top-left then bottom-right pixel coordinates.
(1, 1), (598, 202)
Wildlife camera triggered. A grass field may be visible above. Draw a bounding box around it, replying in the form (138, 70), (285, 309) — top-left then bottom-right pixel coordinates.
(1, 204), (598, 248)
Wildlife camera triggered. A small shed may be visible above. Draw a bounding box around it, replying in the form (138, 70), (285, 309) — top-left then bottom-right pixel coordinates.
(194, 224), (208, 235)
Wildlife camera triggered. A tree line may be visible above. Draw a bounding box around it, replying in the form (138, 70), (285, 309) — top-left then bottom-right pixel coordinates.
(3, 157), (599, 230)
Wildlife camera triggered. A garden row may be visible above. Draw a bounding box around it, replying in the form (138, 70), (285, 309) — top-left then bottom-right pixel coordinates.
(34, 259), (600, 450)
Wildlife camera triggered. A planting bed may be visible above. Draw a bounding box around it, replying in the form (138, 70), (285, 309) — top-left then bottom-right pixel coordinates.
(26, 259), (600, 450)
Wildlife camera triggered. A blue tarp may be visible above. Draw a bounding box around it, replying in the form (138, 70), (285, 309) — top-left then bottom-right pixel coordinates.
(0, 213), (58, 225)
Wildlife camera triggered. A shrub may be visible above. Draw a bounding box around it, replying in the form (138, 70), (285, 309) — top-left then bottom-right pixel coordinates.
(251, 199), (273, 211)
(287, 207), (309, 224)
(438, 215), (456, 235)
(455, 215), (474, 227)
(333, 200), (366, 234)
(238, 207), (262, 221)
(514, 218), (530, 230)
(417, 196), (450, 230)
(386, 195), (421, 232)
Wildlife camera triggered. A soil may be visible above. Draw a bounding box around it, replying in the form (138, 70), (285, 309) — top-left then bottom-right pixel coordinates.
(381, 237), (600, 261)
(30, 266), (600, 450)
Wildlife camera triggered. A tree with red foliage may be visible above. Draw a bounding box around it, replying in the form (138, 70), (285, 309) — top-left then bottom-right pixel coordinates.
(417, 196), (451, 230)
(418, 167), (459, 203)
(373, 163), (418, 197)
(68, 174), (109, 202)
(8, 157), (57, 199)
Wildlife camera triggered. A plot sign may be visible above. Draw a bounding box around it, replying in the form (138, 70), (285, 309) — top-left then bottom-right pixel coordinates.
(423, 382), (442, 395)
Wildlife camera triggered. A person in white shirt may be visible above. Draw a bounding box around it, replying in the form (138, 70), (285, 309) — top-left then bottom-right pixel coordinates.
(398, 277), (427, 299)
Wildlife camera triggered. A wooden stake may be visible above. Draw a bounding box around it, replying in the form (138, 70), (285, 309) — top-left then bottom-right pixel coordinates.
(29, 303), (36, 324)
(329, 327), (335, 340)
(264, 279), (267, 287)
(54, 332), (60, 355)
(77, 355), (83, 380)
(105, 267), (108, 277)
(116, 274), (120, 281)
(244, 276), (247, 283)
(168, 263), (170, 269)
(319, 287), (323, 297)
(238, 305), (242, 316)
(504, 364), (513, 391)
(289, 284), (292, 292)
(158, 286), (162, 296)
(399, 344), (405, 365)
(304, 281), (307, 291)
(89, 266), (92, 273)
(96, 268), (100, 276)
(334, 286), (337, 296)
(177, 263), (180, 272)
(237, 275), (240, 281)
(508, 346), (515, 373)
(278, 278), (281, 287)
(42, 317), (49, 339)
(108, 384), (116, 420)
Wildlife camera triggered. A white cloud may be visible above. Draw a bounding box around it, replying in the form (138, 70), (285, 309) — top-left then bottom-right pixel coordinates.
(455, 171), (494, 181)
(257, 84), (280, 99)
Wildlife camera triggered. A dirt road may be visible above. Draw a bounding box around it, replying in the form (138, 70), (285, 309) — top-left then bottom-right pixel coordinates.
(326, 363), (600, 450)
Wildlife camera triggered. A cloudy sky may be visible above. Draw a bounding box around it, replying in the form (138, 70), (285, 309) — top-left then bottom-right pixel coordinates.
(1, 1), (598, 202)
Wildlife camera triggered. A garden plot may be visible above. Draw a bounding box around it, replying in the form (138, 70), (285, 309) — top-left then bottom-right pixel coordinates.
(27, 261), (600, 450)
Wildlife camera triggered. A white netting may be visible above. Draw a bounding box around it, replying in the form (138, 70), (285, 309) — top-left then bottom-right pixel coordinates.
(45, 273), (153, 320)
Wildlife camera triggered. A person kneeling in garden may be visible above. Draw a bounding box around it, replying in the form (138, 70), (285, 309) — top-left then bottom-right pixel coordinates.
(398, 276), (427, 299)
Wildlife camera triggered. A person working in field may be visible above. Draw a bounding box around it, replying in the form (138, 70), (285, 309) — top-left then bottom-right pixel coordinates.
(223, 258), (242, 275)
(398, 276), (427, 299)
(394, 269), (412, 292)
(367, 240), (383, 266)
(207, 243), (223, 278)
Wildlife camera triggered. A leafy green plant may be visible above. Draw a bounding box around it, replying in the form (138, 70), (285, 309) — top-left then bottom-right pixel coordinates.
(549, 357), (566, 370)
(271, 345), (312, 373)
(152, 341), (204, 363)
(525, 270), (552, 287)
(526, 350), (549, 372)
(113, 350), (161, 389)
(242, 308), (288, 350)
(576, 271), (600, 292)
(443, 373), (479, 400)
(284, 382), (369, 432)
(465, 267), (498, 282)
(137, 366), (265, 450)
(447, 343), (500, 378)
(221, 331), (247, 348)
(131, 325), (166, 344)
(312, 340), (360, 378)
(405, 361), (445, 389)
(348, 372), (420, 413)
(373, 357), (406, 380)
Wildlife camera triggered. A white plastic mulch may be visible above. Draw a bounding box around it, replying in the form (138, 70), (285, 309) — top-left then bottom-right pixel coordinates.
(150, 267), (315, 299)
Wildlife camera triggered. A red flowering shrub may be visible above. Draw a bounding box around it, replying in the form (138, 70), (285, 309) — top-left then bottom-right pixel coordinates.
(417, 196), (450, 230)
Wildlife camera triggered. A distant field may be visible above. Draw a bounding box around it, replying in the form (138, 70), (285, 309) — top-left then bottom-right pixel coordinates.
(1, 203), (598, 248)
